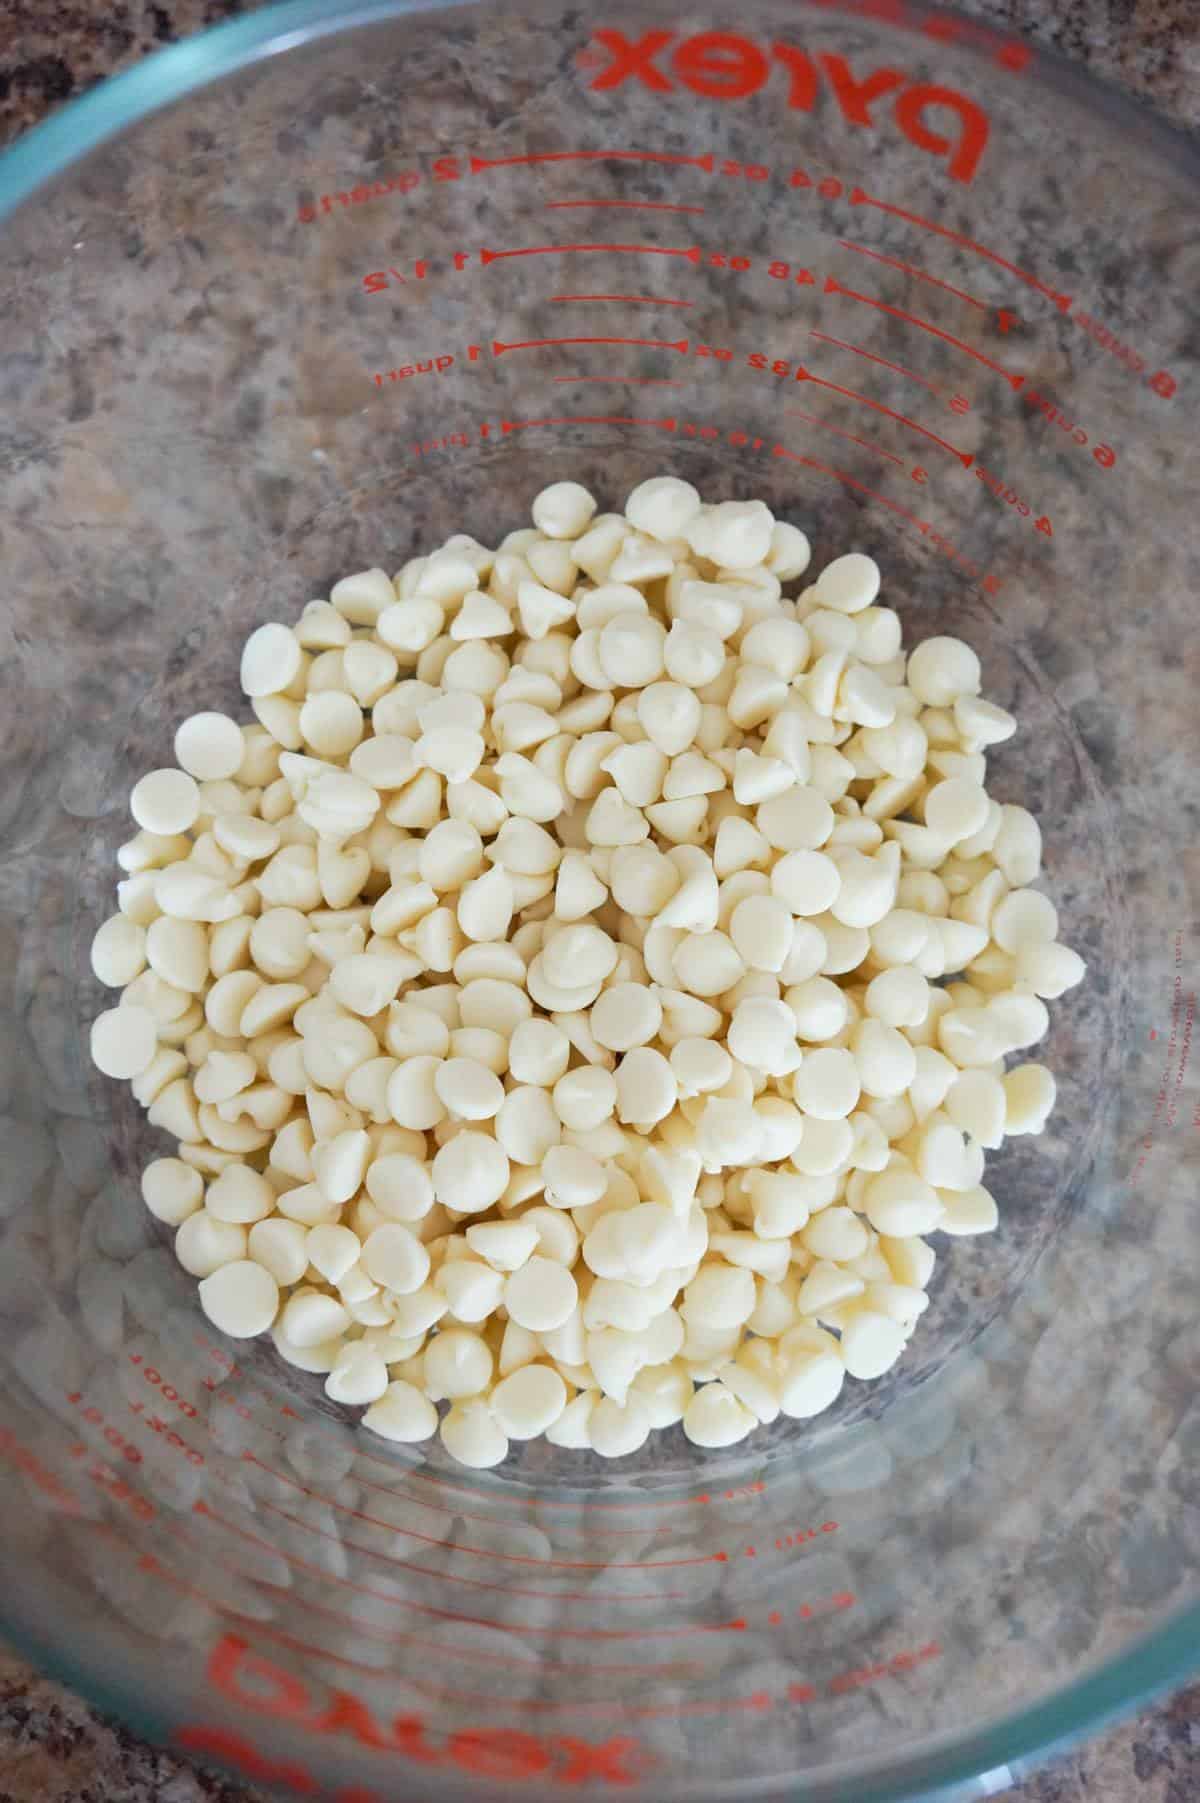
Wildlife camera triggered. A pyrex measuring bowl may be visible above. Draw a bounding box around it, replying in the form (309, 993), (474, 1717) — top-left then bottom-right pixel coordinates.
(1, 2), (1198, 1799)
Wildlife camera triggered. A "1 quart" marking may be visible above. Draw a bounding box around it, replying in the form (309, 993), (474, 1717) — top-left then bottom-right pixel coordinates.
(366, 329), (1051, 535)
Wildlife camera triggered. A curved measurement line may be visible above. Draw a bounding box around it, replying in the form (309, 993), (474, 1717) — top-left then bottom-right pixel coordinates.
(199, 1374), (744, 1551)
(197, 1384), (742, 1572)
(782, 405), (905, 467)
(825, 275), (1025, 390)
(480, 242), (702, 264)
(189, 1509), (739, 1638)
(351, 1439), (713, 1507)
(471, 149), (715, 172)
(796, 363), (974, 465)
(205, 1377), (706, 1527)
(196, 1498), (684, 1605)
(156, 1550), (714, 1675)
(500, 414), (677, 433)
(493, 334), (689, 356)
(773, 442), (931, 531)
(218, 1379), (720, 1521)
(547, 375), (681, 385)
(546, 199), (706, 214)
(239, 1454), (720, 1570)
(551, 292), (693, 307)
(208, 1614), (773, 1720)
(351, 1442), (713, 1514)
(808, 328), (948, 398)
(140, 1554), (711, 1685)
(837, 240), (986, 310)
(848, 185), (1072, 311)
(266, 1589), (712, 1677)
(345, 1451), (698, 1539)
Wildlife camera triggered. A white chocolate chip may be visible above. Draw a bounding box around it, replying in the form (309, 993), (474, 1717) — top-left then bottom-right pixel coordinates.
(131, 769), (200, 836)
(91, 1006), (158, 1079)
(95, 480), (1072, 1468)
(241, 623), (303, 697)
(198, 1260), (280, 1337)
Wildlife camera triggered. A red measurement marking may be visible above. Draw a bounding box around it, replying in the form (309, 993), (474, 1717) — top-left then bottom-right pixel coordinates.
(66, 1393), (145, 1464)
(296, 1596), (711, 1676)
(75, 1458), (154, 1519)
(500, 414), (677, 433)
(480, 242), (702, 265)
(825, 275), (1024, 390)
(1022, 385), (1118, 466)
(196, 1498), (685, 1606)
(470, 149), (715, 173)
(0, 1427), (82, 1513)
(213, 1385), (693, 1543)
(127, 1356), (199, 1417)
(546, 200), (706, 217)
(774, 1525), (839, 1549)
(200, 1351), (721, 1524)
(194, 1339), (728, 1519)
(525, 1487), (711, 1511)
(774, 442), (931, 531)
(797, 364), (974, 465)
(808, 328), (947, 399)
(139, 1555), (709, 1689)
(344, 1453), (694, 1542)
(257, 1626), (772, 1720)
(239, 1454), (718, 1570)
(551, 292), (693, 307)
(493, 334), (689, 357)
(175, 1355), (778, 1582)
(783, 404), (905, 467)
(796, 1592), (857, 1621)
(148, 1587), (724, 1738)
(378, 1455), (715, 1513)
(202, 1558), (710, 1677)
(849, 186), (1072, 312)
(829, 1642), (943, 1694)
(190, 1516), (745, 1652)
(838, 239), (985, 310)
(547, 375), (681, 385)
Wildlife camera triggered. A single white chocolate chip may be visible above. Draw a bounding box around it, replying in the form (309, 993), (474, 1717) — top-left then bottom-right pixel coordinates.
(198, 1260), (280, 1338)
(91, 1006), (158, 1079)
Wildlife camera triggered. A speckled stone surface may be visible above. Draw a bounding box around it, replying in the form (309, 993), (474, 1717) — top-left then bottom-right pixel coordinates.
(0, 3), (1198, 1802)
(7, 0), (1199, 142)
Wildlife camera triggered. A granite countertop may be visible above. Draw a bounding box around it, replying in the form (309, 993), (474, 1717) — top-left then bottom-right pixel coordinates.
(1, 2), (1199, 1801)
(3, 0), (1200, 141)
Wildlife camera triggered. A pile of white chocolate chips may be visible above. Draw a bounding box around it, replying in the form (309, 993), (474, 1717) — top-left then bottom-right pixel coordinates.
(89, 478), (1084, 1466)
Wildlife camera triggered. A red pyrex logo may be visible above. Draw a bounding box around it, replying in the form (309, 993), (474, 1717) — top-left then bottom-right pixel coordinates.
(192, 1633), (656, 1787)
(584, 32), (990, 183)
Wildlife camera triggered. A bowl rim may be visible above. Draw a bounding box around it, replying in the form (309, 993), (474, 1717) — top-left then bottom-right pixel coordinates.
(3, 0), (1200, 214)
(1, 2), (1198, 1799)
